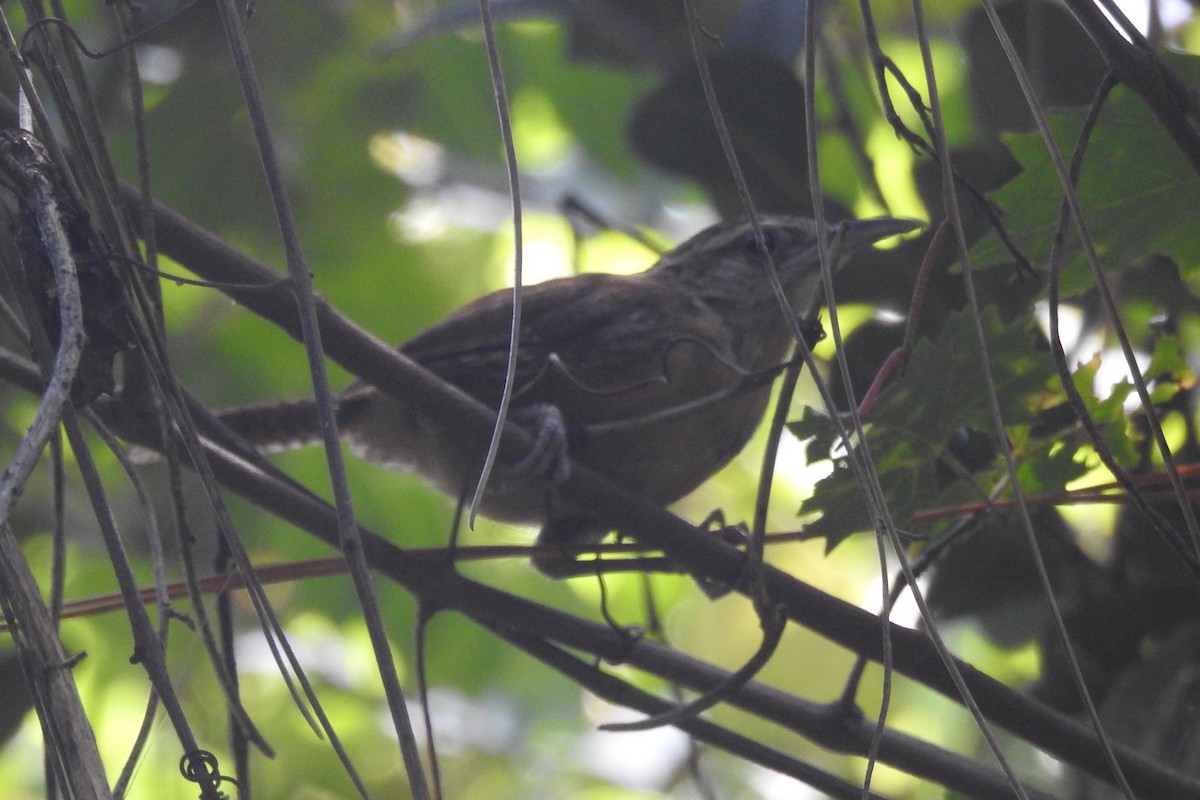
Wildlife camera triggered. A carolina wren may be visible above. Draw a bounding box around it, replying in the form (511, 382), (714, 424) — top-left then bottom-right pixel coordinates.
(217, 215), (919, 574)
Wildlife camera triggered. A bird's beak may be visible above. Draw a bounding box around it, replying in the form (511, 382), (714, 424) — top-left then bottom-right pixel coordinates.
(837, 217), (923, 251)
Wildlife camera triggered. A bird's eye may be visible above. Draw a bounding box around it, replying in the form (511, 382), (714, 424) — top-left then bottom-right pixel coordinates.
(739, 227), (777, 258)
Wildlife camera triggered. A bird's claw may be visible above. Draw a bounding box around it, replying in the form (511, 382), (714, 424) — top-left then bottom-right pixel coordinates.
(511, 403), (571, 485)
(701, 509), (751, 546)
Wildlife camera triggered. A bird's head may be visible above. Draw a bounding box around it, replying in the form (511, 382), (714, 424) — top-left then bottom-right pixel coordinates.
(648, 214), (921, 318)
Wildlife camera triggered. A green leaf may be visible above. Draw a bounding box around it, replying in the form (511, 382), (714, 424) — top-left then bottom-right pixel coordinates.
(970, 54), (1200, 295)
(1009, 425), (1091, 496)
(797, 308), (1053, 547)
(1070, 355), (1138, 467)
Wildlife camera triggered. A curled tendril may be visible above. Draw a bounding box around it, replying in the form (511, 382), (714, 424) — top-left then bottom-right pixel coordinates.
(20, 2), (203, 62)
(101, 251), (288, 293)
(179, 749), (238, 800)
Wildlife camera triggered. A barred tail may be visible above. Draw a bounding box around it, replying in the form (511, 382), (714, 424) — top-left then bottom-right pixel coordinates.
(216, 397), (324, 453)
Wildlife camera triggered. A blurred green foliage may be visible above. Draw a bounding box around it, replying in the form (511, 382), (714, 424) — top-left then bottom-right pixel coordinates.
(4, 0), (1200, 798)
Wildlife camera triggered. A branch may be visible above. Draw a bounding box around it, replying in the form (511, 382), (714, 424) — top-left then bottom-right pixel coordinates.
(1063, 0), (1200, 178)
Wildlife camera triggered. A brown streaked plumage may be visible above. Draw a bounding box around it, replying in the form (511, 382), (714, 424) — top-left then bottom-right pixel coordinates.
(218, 215), (920, 575)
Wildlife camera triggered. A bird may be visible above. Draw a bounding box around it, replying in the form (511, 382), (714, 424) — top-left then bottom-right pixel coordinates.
(215, 215), (920, 575)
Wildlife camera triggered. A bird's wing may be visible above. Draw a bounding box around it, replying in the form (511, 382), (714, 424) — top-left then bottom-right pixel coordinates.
(400, 273), (743, 416)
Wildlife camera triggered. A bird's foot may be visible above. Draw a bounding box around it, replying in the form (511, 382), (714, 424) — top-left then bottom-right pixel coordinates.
(700, 508), (750, 546)
(691, 509), (752, 599)
(511, 403), (571, 485)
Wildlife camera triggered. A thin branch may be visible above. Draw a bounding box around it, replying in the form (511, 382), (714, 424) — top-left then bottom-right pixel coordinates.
(1063, 0), (1200, 178)
(0, 128), (105, 800)
(211, 0), (421, 794)
(468, 0), (524, 529)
